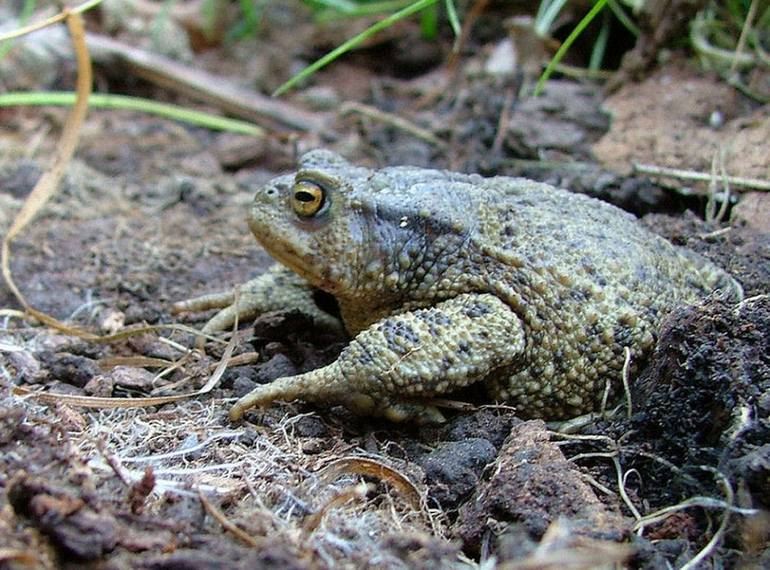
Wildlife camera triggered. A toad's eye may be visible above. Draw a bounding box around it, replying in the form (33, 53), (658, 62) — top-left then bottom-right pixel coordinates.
(291, 180), (326, 217)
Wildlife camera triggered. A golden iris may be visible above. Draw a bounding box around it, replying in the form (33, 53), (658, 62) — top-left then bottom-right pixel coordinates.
(291, 181), (325, 217)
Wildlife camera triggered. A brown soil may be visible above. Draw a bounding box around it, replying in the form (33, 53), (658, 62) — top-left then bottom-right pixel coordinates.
(1, 3), (768, 569)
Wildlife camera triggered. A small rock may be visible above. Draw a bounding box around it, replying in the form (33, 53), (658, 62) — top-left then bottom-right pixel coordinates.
(231, 375), (258, 398)
(733, 192), (770, 234)
(0, 404), (26, 445)
(254, 354), (298, 384)
(4, 349), (44, 384)
(455, 420), (627, 555)
(39, 352), (100, 388)
(289, 414), (328, 438)
(443, 408), (521, 449)
(83, 375), (115, 397)
(418, 438), (496, 510)
(252, 310), (315, 343)
(109, 366), (156, 390)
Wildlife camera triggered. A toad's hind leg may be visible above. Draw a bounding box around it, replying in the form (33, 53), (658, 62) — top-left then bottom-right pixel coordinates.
(229, 293), (526, 422)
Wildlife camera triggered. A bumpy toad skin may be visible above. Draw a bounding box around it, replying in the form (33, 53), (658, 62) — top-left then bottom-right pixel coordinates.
(175, 150), (742, 422)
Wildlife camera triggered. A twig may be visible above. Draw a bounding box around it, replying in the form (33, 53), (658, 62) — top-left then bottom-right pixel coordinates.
(85, 33), (324, 133)
(634, 163), (770, 191)
(339, 102), (446, 148)
(0, 0), (103, 42)
(97, 439), (132, 487)
(491, 86), (516, 155)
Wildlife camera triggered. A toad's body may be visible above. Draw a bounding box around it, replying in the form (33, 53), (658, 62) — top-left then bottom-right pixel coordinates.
(176, 150), (741, 422)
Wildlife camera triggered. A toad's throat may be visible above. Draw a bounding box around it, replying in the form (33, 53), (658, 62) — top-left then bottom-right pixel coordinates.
(256, 238), (340, 294)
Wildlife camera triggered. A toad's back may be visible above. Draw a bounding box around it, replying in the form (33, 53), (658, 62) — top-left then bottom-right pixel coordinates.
(453, 175), (739, 416)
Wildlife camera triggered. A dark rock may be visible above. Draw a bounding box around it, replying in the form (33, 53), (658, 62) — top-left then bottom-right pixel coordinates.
(289, 414), (329, 438)
(38, 352), (100, 388)
(0, 403), (26, 445)
(255, 353), (299, 384)
(418, 438), (496, 510)
(231, 375), (258, 398)
(382, 533), (461, 568)
(0, 160), (42, 198)
(443, 408), (521, 449)
(505, 81), (609, 160)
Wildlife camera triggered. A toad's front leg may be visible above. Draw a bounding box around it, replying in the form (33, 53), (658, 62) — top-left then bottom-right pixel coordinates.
(229, 293), (525, 423)
(172, 264), (342, 333)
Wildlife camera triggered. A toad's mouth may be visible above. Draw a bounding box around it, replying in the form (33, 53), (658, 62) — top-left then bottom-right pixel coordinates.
(253, 234), (342, 294)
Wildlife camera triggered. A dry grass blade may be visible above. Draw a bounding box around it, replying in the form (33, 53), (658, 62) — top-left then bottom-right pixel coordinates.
(0, 0), (103, 43)
(633, 163), (770, 191)
(12, 322), (241, 410)
(0, 549), (41, 567)
(339, 102), (446, 148)
(2, 10), (92, 313)
(317, 457), (422, 511)
(97, 356), (176, 369)
(198, 488), (261, 547)
(303, 482), (373, 533)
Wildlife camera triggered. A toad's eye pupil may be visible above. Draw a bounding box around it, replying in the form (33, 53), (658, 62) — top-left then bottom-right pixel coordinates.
(295, 191), (315, 202)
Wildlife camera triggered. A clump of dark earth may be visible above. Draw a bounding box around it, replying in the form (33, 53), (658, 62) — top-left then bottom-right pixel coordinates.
(417, 437), (496, 510)
(503, 160), (698, 217)
(618, 294), (769, 508)
(644, 212), (770, 298)
(8, 475), (119, 560)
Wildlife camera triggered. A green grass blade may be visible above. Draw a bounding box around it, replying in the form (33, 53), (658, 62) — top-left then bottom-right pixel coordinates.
(274, 0), (439, 97)
(0, 92), (265, 136)
(607, 0), (640, 36)
(534, 0), (610, 96)
(420, 2), (439, 39)
(534, 0), (570, 36)
(589, 11), (610, 70)
(444, 0), (461, 38)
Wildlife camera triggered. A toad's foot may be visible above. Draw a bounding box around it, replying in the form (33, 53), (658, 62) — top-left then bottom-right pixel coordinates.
(229, 293), (525, 422)
(172, 264), (342, 334)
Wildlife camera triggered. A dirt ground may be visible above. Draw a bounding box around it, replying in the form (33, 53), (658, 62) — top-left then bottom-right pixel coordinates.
(1, 2), (769, 569)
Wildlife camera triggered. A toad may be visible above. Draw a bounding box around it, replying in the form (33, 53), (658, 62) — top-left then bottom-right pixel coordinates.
(174, 150), (741, 422)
